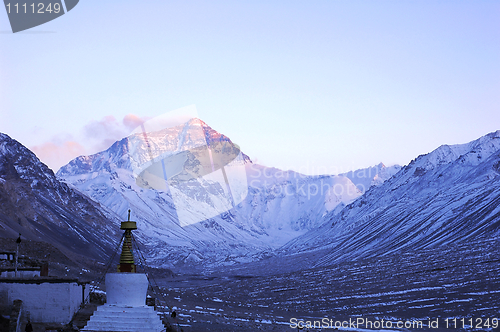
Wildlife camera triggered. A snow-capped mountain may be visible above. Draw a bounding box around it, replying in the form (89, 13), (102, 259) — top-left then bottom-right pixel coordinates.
(281, 130), (500, 267)
(341, 162), (402, 193)
(0, 133), (120, 261)
(57, 118), (394, 270)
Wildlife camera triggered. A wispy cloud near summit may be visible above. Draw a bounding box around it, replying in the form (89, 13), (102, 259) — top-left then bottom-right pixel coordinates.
(31, 114), (149, 172)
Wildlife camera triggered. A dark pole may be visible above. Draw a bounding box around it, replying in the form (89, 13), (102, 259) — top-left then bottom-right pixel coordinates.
(15, 233), (21, 277)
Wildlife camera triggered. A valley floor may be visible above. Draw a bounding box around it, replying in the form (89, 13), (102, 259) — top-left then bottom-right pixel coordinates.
(3, 237), (498, 332)
(154, 237), (500, 332)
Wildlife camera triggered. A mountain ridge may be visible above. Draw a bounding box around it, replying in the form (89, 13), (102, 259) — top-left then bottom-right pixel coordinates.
(280, 129), (500, 268)
(0, 132), (121, 262)
(55, 118), (395, 271)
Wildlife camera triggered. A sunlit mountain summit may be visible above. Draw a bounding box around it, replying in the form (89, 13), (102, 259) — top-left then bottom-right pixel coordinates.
(56, 116), (366, 270)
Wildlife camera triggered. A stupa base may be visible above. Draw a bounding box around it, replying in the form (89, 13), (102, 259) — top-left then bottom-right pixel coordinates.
(81, 304), (165, 332)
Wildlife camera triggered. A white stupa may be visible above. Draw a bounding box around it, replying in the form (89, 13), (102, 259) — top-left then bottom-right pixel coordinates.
(82, 212), (166, 332)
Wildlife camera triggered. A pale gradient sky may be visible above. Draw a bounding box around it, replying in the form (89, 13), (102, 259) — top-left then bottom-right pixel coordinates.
(1, 1), (499, 174)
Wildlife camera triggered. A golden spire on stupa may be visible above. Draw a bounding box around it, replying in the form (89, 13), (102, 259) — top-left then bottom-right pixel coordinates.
(117, 210), (137, 273)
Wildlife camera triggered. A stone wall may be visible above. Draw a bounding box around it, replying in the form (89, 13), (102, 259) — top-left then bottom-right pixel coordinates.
(1, 270), (40, 278)
(0, 279), (89, 324)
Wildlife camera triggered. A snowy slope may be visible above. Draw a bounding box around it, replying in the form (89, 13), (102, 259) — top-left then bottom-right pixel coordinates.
(281, 130), (500, 267)
(340, 162), (401, 193)
(0, 133), (121, 261)
(57, 118), (393, 270)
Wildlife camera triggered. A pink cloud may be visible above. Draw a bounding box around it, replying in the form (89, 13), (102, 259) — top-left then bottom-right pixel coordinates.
(31, 140), (87, 172)
(123, 114), (149, 130)
(83, 114), (149, 152)
(31, 114), (150, 171)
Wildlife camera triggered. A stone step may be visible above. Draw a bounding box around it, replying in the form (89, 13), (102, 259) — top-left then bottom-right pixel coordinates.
(82, 327), (165, 332)
(83, 322), (165, 332)
(82, 305), (166, 332)
(95, 305), (157, 313)
(83, 321), (165, 331)
(92, 309), (161, 319)
(87, 315), (164, 324)
(83, 317), (164, 325)
(89, 315), (163, 322)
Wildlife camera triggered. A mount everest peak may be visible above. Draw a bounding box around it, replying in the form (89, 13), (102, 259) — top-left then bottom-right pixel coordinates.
(56, 118), (394, 270)
(3, 118), (413, 272)
(58, 117), (251, 178)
